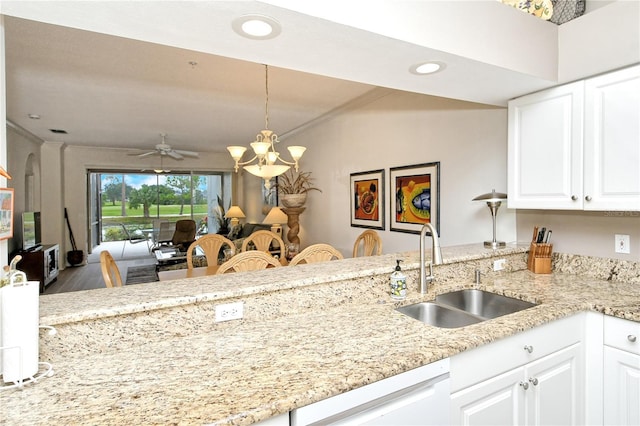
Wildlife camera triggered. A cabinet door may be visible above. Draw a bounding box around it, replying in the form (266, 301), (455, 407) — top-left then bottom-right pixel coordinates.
(508, 82), (584, 209)
(451, 367), (524, 426)
(525, 343), (583, 426)
(584, 65), (640, 211)
(604, 346), (640, 426)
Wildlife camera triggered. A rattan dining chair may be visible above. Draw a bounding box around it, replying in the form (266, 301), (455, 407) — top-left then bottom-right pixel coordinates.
(186, 234), (235, 269)
(352, 230), (383, 257)
(241, 230), (286, 262)
(216, 250), (282, 274)
(100, 251), (123, 288)
(288, 243), (344, 266)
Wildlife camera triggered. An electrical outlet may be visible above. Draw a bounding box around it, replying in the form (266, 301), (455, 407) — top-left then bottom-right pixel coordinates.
(615, 234), (631, 254)
(215, 302), (244, 322)
(493, 259), (506, 271)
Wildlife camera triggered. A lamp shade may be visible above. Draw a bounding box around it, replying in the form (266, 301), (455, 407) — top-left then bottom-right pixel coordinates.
(262, 207), (288, 225)
(472, 189), (507, 202)
(244, 164), (290, 180)
(225, 205), (246, 219)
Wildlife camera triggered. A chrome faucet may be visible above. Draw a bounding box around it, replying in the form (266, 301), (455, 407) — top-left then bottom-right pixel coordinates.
(419, 222), (443, 294)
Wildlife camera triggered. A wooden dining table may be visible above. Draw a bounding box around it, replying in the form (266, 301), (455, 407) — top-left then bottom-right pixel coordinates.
(157, 265), (219, 281)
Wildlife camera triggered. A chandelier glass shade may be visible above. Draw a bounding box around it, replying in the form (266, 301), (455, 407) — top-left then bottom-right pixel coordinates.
(227, 65), (305, 184)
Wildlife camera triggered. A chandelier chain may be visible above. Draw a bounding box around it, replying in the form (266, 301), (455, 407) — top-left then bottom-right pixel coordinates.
(264, 64), (270, 130)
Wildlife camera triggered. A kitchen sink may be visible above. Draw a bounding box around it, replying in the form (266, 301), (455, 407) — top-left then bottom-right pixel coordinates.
(396, 290), (537, 328)
(396, 302), (483, 328)
(436, 289), (536, 320)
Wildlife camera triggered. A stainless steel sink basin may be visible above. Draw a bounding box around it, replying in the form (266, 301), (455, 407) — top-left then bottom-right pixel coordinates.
(396, 290), (537, 328)
(435, 289), (536, 320)
(396, 302), (483, 328)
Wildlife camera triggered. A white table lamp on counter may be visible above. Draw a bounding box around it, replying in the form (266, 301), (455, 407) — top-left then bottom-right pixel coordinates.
(472, 189), (508, 249)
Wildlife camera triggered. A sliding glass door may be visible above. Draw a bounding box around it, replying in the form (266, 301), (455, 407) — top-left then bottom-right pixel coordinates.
(87, 170), (231, 252)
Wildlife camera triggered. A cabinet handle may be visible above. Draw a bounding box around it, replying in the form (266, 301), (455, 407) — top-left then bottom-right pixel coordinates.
(529, 377), (539, 386)
(628, 335), (637, 343)
(520, 381), (529, 390)
(585, 195), (592, 201)
(571, 195), (578, 201)
(524, 345), (534, 353)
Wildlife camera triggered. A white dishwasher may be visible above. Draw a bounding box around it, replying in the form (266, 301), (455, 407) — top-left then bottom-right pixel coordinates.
(291, 358), (450, 426)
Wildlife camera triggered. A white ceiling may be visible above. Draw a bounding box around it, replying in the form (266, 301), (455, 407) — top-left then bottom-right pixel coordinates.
(2, 1), (636, 156)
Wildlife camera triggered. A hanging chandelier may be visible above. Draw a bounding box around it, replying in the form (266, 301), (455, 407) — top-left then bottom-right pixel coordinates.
(227, 64), (306, 188)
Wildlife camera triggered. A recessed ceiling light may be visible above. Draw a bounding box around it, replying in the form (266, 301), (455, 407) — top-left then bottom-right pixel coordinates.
(410, 61), (446, 75)
(28, 114), (40, 120)
(232, 14), (281, 40)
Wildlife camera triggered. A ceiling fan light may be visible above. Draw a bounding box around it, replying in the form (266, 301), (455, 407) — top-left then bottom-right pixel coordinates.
(287, 146), (306, 161)
(227, 146), (247, 161)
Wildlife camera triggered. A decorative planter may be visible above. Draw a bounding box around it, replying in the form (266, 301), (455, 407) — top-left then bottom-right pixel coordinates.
(280, 193), (307, 208)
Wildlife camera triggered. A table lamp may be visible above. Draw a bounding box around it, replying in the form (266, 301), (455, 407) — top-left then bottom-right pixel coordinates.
(472, 189), (508, 249)
(262, 207), (288, 237)
(225, 205), (246, 227)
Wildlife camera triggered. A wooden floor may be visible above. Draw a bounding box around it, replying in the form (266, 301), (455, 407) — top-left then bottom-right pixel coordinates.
(43, 240), (157, 294)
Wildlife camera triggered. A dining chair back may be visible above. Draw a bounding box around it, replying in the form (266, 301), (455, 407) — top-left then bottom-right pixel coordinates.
(171, 219), (197, 251)
(216, 250), (282, 274)
(288, 243), (344, 266)
(100, 251), (123, 288)
(352, 229), (383, 257)
(120, 223), (149, 256)
(186, 234), (235, 269)
(241, 230), (286, 260)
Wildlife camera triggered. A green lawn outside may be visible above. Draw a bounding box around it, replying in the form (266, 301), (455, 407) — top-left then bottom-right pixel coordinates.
(102, 203), (207, 217)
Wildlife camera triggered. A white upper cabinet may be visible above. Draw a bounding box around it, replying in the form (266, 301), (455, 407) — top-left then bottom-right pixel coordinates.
(508, 65), (640, 211)
(508, 82), (584, 209)
(584, 66), (640, 211)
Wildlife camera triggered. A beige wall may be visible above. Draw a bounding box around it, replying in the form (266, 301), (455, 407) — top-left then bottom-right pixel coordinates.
(282, 90), (516, 255)
(6, 125), (42, 255)
(516, 210), (640, 261)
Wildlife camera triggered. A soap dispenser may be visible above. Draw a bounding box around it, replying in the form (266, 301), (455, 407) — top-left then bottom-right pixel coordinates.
(390, 259), (407, 300)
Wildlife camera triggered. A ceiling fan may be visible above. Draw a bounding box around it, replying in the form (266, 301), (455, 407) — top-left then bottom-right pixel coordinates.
(131, 134), (199, 160)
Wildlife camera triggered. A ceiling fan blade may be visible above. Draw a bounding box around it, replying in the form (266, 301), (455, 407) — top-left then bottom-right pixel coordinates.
(174, 149), (199, 158)
(136, 151), (158, 158)
(167, 150), (184, 160)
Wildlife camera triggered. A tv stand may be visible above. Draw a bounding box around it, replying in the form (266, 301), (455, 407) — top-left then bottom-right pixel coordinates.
(18, 244), (59, 293)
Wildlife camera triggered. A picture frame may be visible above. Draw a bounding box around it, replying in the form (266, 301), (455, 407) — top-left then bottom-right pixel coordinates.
(350, 169), (385, 230)
(0, 188), (14, 240)
(389, 162), (440, 235)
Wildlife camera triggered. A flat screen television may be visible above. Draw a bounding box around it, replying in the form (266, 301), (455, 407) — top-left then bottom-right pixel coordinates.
(22, 211), (42, 251)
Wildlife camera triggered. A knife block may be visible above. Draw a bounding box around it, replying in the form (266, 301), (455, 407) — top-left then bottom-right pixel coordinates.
(527, 243), (553, 274)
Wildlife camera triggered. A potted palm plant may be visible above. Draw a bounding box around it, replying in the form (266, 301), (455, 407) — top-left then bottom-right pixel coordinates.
(276, 169), (322, 208)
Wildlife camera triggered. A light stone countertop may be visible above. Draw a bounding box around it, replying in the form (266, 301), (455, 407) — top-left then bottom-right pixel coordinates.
(1, 244), (639, 425)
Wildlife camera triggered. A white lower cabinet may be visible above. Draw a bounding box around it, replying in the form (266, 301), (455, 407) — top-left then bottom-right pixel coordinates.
(450, 313), (590, 426)
(451, 344), (582, 426)
(603, 316), (640, 426)
(290, 358), (450, 425)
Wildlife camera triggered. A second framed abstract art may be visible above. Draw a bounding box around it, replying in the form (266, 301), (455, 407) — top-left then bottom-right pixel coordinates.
(390, 162), (440, 235)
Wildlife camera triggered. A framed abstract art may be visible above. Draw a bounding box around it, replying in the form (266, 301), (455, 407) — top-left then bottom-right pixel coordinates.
(389, 162), (440, 235)
(350, 169), (384, 230)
